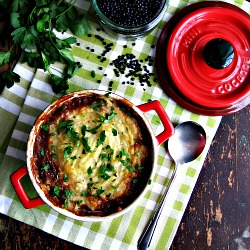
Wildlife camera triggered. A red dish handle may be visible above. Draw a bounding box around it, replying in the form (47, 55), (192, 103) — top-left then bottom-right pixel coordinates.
(137, 100), (174, 145)
(10, 165), (45, 209)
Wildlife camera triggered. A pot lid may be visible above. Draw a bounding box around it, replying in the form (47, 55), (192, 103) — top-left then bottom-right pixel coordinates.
(156, 1), (250, 115)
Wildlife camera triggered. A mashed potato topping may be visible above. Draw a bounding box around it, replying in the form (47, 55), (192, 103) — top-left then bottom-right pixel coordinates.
(32, 92), (153, 216)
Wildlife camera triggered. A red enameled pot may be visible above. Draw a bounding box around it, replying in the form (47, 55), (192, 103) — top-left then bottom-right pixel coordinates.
(10, 90), (174, 221)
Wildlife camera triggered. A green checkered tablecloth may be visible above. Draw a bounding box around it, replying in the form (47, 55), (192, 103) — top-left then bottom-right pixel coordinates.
(0, 0), (249, 249)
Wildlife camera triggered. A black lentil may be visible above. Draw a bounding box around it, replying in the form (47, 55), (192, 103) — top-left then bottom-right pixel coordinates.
(84, 32), (157, 91)
(96, 0), (165, 27)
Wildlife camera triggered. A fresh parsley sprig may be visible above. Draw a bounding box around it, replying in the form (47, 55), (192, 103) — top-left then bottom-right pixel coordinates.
(0, 0), (91, 94)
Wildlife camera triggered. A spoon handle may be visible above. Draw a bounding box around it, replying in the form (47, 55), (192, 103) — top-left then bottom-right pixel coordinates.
(137, 166), (178, 250)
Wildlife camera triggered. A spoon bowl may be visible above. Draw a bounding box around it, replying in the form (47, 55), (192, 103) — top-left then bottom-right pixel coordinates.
(168, 121), (206, 165)
(138, 121), (206, 250)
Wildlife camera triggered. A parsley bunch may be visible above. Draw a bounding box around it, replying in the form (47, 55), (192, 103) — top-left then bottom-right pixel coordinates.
(0, 0), (91, 94)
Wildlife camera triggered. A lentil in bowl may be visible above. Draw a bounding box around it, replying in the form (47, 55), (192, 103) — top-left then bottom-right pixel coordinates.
(92, 0), (169, 39)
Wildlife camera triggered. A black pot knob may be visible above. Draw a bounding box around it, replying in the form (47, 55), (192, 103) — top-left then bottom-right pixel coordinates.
(203, 38), (234, 69)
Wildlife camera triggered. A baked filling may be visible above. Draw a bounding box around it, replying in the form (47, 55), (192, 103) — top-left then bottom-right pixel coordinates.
(31, 92), (153, 216)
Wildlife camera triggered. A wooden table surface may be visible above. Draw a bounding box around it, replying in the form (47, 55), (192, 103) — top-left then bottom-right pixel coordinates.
(1, 5), (250, 249)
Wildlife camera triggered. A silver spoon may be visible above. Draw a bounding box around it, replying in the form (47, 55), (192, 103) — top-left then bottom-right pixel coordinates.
(138, 121), (206, 250)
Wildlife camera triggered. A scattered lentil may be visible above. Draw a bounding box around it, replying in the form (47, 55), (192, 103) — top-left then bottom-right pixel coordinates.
(84, 32), (157, 91)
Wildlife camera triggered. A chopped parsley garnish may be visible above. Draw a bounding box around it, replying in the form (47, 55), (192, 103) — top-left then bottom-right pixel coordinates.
(82, 137), (92, 153)
(87, 183), (94, 191)
(81, 125), (87, 137)
(90, 98), (106, 111)
(119, 159), (135, 172)
(40, 124), (50, 131)
(96, 130), (106, 147)
(64, 146), (73, 160)
(98, 164), (112, 180)
(63, 174), (69, 182)
(87, 124), (102, 134)
(133, 178), (139, 184)
(97, 188), (104, 196)
(98, 112), (117, 124)
(40, 149), (45, 156)
(57, 120), (73, 134)
(75, 200), (83, 205)
(87, 166), (93, 175)
(53, 186), (60, 197)
(81, 190), (88, 196)
(112, 128), (117, 136)
(148, 179), (152, 185)
(64, 200), (69, 208)
(41, 164), (50, 171)
(64, 189), (75, 199)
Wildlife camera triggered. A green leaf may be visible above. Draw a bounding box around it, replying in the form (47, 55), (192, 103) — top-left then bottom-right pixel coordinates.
(70, 14), (92, 37)
(66, 62), (81, 78)
(0, 70), (20, 89)
(11, 26), (26, 45)
(10, 12), (20, 28)
(59, 49), (75, 63)
(50, 74), (69, 94)
(63, 36), (77, 45)
(55, 12), (70, 33)
(0, 51), (11, 66)
(37, 14), (50, 32)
